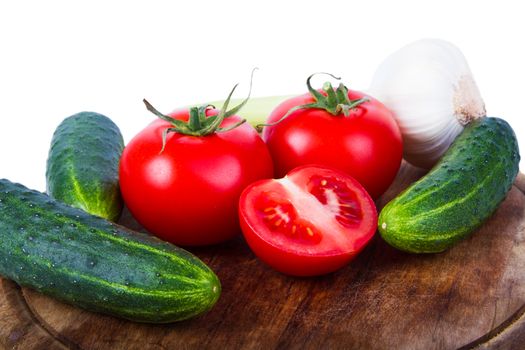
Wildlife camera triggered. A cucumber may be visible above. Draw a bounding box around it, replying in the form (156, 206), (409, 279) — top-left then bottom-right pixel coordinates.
(378, 117), (520, 253)
(46, 112), (124, 221)
(0, 178), (221, 323)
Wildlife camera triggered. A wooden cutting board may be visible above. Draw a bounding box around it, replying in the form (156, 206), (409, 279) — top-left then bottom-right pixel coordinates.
(1, 163), (525, 350)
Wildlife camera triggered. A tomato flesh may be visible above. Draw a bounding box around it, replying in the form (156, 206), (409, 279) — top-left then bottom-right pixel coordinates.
(307, 174), (362, 228)
(239, 165), (377, 276)
(254, 194), (323, 246)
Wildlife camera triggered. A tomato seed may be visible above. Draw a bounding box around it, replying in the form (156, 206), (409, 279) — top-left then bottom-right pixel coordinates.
(306, 227), (314, 237)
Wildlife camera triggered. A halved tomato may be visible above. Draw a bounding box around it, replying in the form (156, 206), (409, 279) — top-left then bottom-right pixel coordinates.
(238, 165), (377, 276)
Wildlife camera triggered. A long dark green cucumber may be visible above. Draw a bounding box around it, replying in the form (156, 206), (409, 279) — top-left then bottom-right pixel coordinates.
(379, 117), (520, 253)
(46, 112), (124, 221)
(0, 179), (220, 323)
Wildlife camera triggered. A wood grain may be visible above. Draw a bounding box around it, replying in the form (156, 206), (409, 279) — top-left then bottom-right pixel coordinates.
(1, 165), (525, 350)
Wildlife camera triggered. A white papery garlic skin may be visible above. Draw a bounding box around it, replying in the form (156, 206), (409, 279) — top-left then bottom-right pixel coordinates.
(368, 39), (486, 169)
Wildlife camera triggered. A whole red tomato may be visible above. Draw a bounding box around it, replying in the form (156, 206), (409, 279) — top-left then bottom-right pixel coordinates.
(120, 102), (273, 246)
(262, 74), (402, 199)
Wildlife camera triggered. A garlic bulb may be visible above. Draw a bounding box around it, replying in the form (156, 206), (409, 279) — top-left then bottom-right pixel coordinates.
(368, 39), (486, 169)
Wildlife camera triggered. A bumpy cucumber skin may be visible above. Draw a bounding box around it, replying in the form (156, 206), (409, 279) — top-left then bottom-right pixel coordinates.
(46, 112), (124, 221)
(379, 117), (520, 253)
(0, 179), (221, 323)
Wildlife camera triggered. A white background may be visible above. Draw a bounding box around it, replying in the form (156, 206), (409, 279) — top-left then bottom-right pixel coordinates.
(0, 0), (523, 191)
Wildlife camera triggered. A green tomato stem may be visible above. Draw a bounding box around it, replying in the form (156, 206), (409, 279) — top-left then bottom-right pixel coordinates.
(144, 70), (259, 153)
